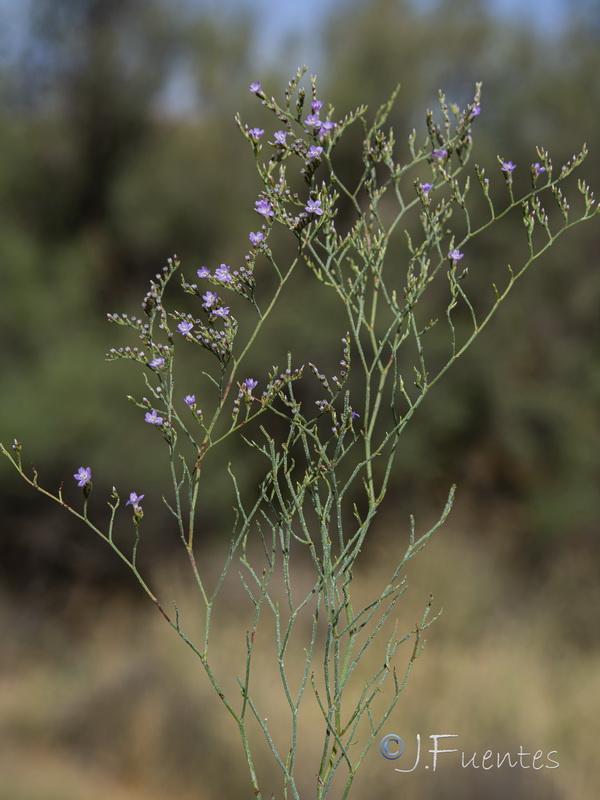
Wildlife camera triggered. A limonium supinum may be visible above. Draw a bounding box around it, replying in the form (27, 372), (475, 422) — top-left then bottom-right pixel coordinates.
(2, 68), (598, 800)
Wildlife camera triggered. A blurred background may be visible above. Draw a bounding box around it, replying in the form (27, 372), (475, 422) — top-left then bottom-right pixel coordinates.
(1, 0), (599, 797)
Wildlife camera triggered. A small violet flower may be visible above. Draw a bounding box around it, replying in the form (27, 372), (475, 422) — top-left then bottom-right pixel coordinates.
(177, 321), (194, 335)
(305, 199), (323, 215)
(311, 100), (323, 112)
(449, 249), (464, 263)
(471, 104), (481, 117)
(532, 162), (546, 175)
(213, 306), (230, 318)
(244, 378), (258, 392)
(184, 394), (196, 407)
(74, 467), (92, 487)
(255, 198), (274, 218)
(249, 231), (264, 245)
(318, 120), (336, 137)
(432, 148), (448, 159)
(202, 291), (218, 309)
(248, 127), (264, 140)
(305, 113), (321, 127)
(214, 264), (232, 282)
(500, 159), (517, 173)
(419, 182), (434, 194)
(197, 266), (211, 278)
(126, 492), (145, 508)
(249, 82), (262, 94)
(149, 357), (165, 368)
(145, 410), (164, 425)
(308, 145), (323, 159)
(274, 130), (288, 145)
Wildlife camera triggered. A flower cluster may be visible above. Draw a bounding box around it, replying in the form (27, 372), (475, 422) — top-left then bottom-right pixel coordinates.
(307, 335), (352, 398)
(172, 312), (236, 364)
(194, 260), (255, 295)
(314, 396), (359, 438)
(105, 344), (153, 364)
(259, 366), (304, 409)
(140, 256), (180, 318)
(304, 99), (336, 139)
(244, 81), (338, 232)
(231, 378), (260, 421)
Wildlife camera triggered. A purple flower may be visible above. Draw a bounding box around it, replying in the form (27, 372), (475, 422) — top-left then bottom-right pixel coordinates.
(202, 291), (218, 308)
(532, 162), (546, 175)
(318, 120), (336, 137)
(249, 82), (262, 93)
(255, 198), (274, 218)
(214, 264), (232, 282)
(145, 410), (164, 425)
(126, 492), (145, 508)
(500, 159), (517, 173)
(471, 104), (481, 117)
(419, 182), (434, 193)
(184, 394), (196, 406)
(308, 145), (323, 159)
(177, 321), (194, 335)
(249, 231), (264, 245)
(213, 306), (230, 318)
(74, 466), (92, 487)
(274, 130), (288, 144)
(197, 266), (211, 278)
(305, 113), (321, 127)
(149, 357), (165, 368)
(432, 148), (448, 159)
(249, 127), (264, 140)
(305, 199), (323, 215)
(311, 100), (323, 112)
(351, 411), (360, 420)
(449, 249), (464, 262)
(244, 378), (258, 391)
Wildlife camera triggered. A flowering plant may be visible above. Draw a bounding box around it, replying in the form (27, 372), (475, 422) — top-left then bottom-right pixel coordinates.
(2, 68), (597, 799)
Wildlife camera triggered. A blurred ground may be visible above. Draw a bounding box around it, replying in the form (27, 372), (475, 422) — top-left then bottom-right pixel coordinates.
(1, 509), (598, 799)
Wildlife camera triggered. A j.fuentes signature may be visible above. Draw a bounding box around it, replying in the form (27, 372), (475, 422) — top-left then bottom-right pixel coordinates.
(380, 734), (559, 772)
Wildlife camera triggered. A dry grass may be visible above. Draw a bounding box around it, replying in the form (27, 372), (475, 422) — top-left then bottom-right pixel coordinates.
(2, 519), (598, 799)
